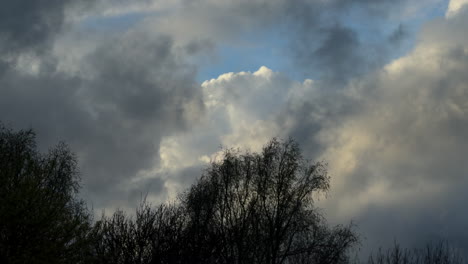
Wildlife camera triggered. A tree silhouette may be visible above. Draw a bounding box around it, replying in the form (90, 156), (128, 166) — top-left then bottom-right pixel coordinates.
(1, 124), (462, 264)
(0, 124), (94, 263)
(94, 138), (358, 263)
(181, 138), (358, 264)
(92, 201), (187, 264)
(365, 241), (464, 264)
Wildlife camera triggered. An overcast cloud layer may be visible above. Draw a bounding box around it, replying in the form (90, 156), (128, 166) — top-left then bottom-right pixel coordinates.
(1, 0), (468, 257)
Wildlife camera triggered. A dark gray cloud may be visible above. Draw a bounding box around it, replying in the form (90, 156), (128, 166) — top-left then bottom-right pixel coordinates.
(77, 33), (203, 195)
(276, 0), (408, 84)
(187, 3), (468, 257)
(307, 25), (362, 85)
(310, 9), (468, 256)
(0, 1), (204, 210)
(277, 86), (362, 159)
(355, 186), (468, 258)
(3, 0), (468, 258)
(150, 0), (410, 83)
(0, 0), (91, 55)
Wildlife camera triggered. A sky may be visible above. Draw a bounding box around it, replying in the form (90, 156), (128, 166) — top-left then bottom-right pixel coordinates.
(1, 0), (468, 257)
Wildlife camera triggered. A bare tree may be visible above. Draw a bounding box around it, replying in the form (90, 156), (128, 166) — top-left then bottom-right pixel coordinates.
(96, 140), (465, 264)
(2, 125), (463, 264)
(366, 241), (464, 264)
(181, 138), (358, 264)
(92, 200), (187, 264)
(91, 138), (358, 263)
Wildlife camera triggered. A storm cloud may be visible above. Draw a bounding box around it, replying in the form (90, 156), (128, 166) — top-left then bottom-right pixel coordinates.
(154, 1), (468, 256)
(1, 0), (468, 257)
(0, 0), (204, 209)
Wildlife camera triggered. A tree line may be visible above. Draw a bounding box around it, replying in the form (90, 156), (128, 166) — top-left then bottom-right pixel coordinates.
(0, 123), (464, 263)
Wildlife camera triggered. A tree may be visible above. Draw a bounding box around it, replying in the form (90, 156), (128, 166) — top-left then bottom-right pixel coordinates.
(92, 201), (187, 264)
(365, 241), (464, 264)
(181, 138), (358, 264)
(95, 138), (358, 263)
(95, 139), (357, 264)
(0, 124), (94, 263)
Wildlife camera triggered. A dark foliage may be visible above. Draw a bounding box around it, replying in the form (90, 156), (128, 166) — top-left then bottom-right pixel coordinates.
(93, 139), (358, 264)
(364, 241), (464, 264)
(0, 124), (94, 264)
(1, 123), (461, 264)
(92, 202), (187, 264)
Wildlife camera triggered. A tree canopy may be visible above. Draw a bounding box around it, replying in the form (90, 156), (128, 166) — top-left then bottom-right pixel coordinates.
(0, 124), (94, 263)
(93, 138), (358, 264)
(0, 123), (463, 264)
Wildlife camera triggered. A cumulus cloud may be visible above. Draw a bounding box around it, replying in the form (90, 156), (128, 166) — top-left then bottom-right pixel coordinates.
(104, 0), (431, 84)
(150, 65), (354, 201)
(152, 67), (293, 197)
(2, 0), (467, 256)
(446, 0), (468, 18)
(151, 4), (468, 256)
(288, 6), (468, 255)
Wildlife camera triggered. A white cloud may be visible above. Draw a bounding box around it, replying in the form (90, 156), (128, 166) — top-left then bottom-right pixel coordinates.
(150, 66), (320, 197)
(446, 0), (468, 18)
(318, 7), (468, 210)
(5, 0), (468, 251)
(146, 5), (468, 251)
(300, 7), (468, 252)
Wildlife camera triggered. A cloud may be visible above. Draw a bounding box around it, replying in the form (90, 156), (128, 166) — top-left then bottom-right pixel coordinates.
(446, 0), (468, 18)
(0, 2), (204, 210)
(153, 4), (468, 256)
(109, 0), (428, 84)
(0, 0), (92, 57)
(152, 66), (318, 199)
(2, 0), (467, 256)
(155, 66), (291, 173)
(309, 7), (468, 254)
